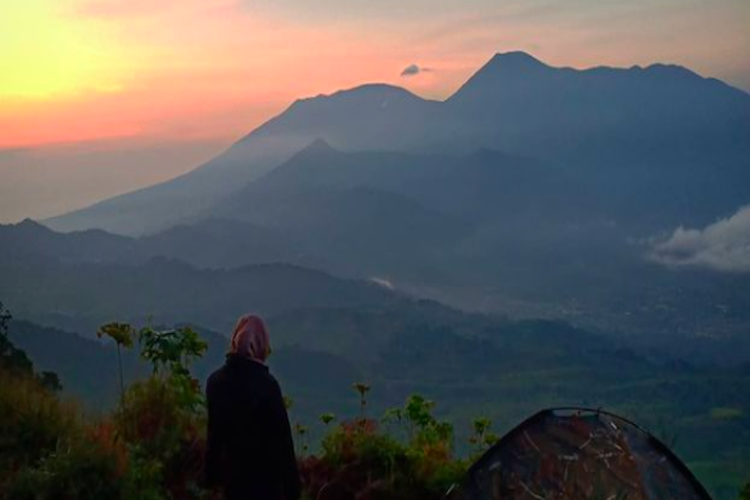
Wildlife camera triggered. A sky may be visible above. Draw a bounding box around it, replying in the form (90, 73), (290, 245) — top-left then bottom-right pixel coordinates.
(1, 0), (749, 222)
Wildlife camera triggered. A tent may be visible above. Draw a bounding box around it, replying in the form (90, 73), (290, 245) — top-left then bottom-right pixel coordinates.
(455, 408), (712, 500)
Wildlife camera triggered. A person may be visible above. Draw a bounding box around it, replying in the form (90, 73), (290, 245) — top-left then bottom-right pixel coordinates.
(205, 314), (301, 500)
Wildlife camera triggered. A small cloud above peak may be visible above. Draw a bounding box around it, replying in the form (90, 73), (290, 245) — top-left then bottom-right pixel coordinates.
(400, 64), (431, 77)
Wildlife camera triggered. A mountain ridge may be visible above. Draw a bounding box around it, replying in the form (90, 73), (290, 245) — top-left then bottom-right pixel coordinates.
(45, 51), (750, 236)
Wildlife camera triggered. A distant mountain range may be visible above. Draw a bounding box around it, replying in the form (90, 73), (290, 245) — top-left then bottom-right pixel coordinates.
(45, 51), (750, 236)
(1, 219), (429, 336)
(4, 51), (750, 340)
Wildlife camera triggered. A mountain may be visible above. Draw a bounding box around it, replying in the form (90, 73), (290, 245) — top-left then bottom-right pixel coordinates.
(0, 231), (419, 336)
(45, 52), (750, 236)
(0, 218), (138, 263)
(238, 140), (591, 222)
(16, 52), (750, 343)
(446, 52), (750, 161)
(0, 217), (328, 271)
(45, 85), (440, 235)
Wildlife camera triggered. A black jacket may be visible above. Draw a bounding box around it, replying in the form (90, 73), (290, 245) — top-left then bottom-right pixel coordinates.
(205, 355), (301, 500)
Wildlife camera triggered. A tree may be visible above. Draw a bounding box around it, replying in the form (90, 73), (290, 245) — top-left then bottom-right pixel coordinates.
(0, 301), (10, 335)
(0, 301), (33, 376)
(138, 325), (207, 409)
(0, 302), (61, 391)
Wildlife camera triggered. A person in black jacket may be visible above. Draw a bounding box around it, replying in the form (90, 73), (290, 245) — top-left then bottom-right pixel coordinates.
(205, 314), (301, 500)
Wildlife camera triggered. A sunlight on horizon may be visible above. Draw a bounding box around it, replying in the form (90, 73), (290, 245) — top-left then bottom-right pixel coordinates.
(0, 0), (126, 99)
(1, 0), (748, 150)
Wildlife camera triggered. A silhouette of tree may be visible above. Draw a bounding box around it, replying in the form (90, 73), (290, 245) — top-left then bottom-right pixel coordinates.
(0, 301), (33, 376)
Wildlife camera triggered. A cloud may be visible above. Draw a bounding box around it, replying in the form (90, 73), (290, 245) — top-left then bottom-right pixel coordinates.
(369, 276), (394, 290)
(400, 64), (431, 77)
(650, 205), (750, 273)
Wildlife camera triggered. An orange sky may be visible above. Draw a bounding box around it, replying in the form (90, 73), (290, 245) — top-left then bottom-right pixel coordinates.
(3, 0), (749, 150)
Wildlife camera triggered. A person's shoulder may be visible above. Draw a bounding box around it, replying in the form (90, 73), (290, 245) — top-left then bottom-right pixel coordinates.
(206, 364), (228, 389)
(261, 368), (283, 394)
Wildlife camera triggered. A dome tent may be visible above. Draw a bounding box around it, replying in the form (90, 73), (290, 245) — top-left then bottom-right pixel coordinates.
(454, 408), (712, 500)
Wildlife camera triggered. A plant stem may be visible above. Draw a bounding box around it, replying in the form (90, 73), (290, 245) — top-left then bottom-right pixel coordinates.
(117, 343), (125, 405)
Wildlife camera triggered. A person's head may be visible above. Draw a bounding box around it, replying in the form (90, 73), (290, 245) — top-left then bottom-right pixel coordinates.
(229, 313), (270, 363)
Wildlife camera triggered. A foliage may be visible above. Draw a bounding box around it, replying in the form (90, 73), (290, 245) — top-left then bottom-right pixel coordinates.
(0, 301), (10, 335)
(384, 395), (455, 451)
(740, 481), (750, 500)
(298, 394), (465, 500)
(138, 326), (207, 377)
(98, 322), (136, 402)
(0, 301), (33, 377)
(468, 417), (500, 458)
(295, 423), (310, 457)
(304, 413), (465, 500)
(320, 412), (336, 426)
(17, 317), (748, 500)
(138, 326), (208, 411)
(1, 319), (211, 500)
(1, 316), (471, 500)
(0, 304), (61, 392)
(107, 323), (209, 499)
(113, 376), (207, 499)
(0, 371), (78, 494)
(7, 433), (126, 500)
(97, 323), (136, 349)
(353, 381), (371, 417)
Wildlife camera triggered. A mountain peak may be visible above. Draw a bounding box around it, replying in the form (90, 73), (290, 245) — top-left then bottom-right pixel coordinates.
(486, 51), (548, 70)
(10, 218), (51, 233)
(291, 83), (422, 109)
(643, 63), (702, 81)
(447, 51), (552, 103)
(305, 138), (336, 153)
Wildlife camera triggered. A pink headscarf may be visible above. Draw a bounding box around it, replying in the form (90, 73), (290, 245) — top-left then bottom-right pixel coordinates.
(230, 314), (270, 363)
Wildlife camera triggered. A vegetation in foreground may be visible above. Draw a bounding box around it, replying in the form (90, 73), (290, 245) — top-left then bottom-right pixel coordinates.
(1, 306), (748, 500)
(0, 310), (488, 500)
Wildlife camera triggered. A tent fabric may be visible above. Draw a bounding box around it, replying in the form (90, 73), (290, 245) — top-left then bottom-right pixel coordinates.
(457, 408), (712, 500)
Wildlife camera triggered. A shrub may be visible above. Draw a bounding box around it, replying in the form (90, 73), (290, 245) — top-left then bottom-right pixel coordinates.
(113, 375), (207, 499)
(2, 320), (210, 500)
(301, 393), (466, 500)
(0, 370), (79, 493)
(2, 317), (478, 500)
(111, 324), (209, 500)
(468, 416), (499, 460)
(0, 369), (167, 500)
(7, 434), (125, 500)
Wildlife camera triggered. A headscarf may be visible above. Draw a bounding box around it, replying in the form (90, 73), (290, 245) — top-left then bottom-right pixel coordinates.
(229, 313), (270, 363)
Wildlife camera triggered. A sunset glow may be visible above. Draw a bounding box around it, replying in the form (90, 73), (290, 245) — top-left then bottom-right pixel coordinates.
(2, 0), (748, 150)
